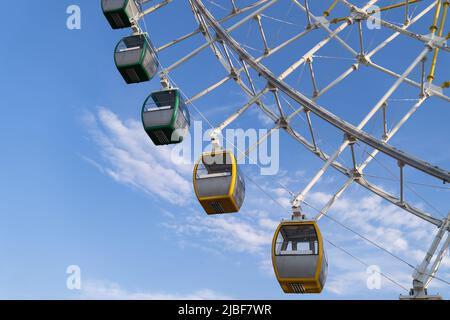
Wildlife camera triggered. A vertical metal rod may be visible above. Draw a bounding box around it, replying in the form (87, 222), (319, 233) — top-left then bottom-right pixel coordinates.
(305, 110), (318, 152)
(272, 89), (286, 118)
(382, 101), (388, 139)
(291, 47), (430, 209)
(427, 0), (448, 83)
(324, 0), (339, 17)
(350, 143), (357, 170)
(242, 60), (257, 94)
(420, 58), (426, 97)
(255, 15), (270, 54)
(358, 19), (365, 54)
(307, 59), (319, 97)
(315, 97), (428, 222)
(221, 41), (235, 72)
(230, 0), (238, 13)
(304, 0), (313, 27)
(399, 161), (405, 204)
(405, 0), (410, 25)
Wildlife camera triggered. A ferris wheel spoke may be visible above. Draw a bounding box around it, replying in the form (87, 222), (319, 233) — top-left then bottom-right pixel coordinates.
(156, 0), (272, 53)
(425, 230), (450, 287)
(314, 0), (442, 98)
(138, 0), (173, 19)
(291, 0), (358, 57)
(339, 0), (450, 52)
(237, 125), (279, 162)
(185, 27), (315, 105)
(212, 88), (270, 138)
(286, 121), (442, 228)
(113, 0), (450, 295)
(306, 58), (319, 97)
(368, 61), (450, 102)
(289, 45), (431, 209)
(315, 96), (429, 219)
(255, 14), (270, 54)
(292, 0), (450, 102)
(195, 0), (450, 183)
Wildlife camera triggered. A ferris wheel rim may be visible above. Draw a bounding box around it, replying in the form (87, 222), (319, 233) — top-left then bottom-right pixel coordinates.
(101, 0), (450, 297)
(191, 0), (450, 184)
(182, 0), (450, 231)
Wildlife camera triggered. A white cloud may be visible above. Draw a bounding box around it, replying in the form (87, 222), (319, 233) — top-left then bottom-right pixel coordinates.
(82, 108), (449, 298)
(163, 213), (273, 254)
(81, 280), (232, 300)
(83, 108), (192, 206)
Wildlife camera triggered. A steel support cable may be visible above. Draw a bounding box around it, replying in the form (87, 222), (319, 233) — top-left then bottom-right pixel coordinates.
(191, 3), (450, 284)
(137, 2), (290, 211)
(363, 173), (450, 190)
(355, 141), (446, 218)
(301, 200), (450, 286)
(273, 97), (440, 227)
(328, 0), (423, 24)
(314, 1), (447, 101)
(192, 0), (450, 184)
(168, 32), (446, 285)
(156, 0), (273, 52)
(325, 238), (410, 292)
(339, 0), (450, 52)
(134, 0), (449, 295)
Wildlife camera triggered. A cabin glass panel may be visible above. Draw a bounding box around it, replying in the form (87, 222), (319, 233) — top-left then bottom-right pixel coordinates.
(274, 224), (319, 279)
(115, 34), (158, 83)
(142, 90), (176, 128)
(115, 36), (145, 66)
(195, 153), (233, 198)
(275, 224), (318, 256)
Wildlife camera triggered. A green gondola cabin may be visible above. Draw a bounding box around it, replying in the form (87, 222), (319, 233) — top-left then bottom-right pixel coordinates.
(101, 0), (140, 29)
(141, 89), (191, 145)
(114, 34), (159, 84)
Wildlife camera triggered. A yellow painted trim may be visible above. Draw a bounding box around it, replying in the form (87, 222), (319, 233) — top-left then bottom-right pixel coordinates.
(323, 0), (338, 17)
(430, 0), (443, 33)
(193, 158), (200, 200)
(427, 0), (448, 82)
(367, 0), (422, 14)
(198, 195), (231, 201)
(330, 0), (422, 24)
(228, 152), (237, 197)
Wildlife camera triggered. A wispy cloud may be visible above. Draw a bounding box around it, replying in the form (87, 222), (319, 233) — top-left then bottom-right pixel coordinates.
(163, 212), (275, 254)
(81, 280), (232, 300)
(82, 108), (449, 298)
(83, 107), (192, 206)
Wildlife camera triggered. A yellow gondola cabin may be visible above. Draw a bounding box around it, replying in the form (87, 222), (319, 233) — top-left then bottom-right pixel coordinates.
(193, 150), (245, 214)
(272, 220), (328, 293)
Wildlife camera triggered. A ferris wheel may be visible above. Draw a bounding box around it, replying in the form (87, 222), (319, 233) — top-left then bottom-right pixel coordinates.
(100, 0), (450, 299)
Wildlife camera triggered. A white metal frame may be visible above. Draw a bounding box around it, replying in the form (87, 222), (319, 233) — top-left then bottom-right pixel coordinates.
(130, 0), (449, 298)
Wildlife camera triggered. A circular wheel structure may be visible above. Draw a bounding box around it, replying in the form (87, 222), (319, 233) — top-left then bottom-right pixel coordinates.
(102, 0), (450, 299)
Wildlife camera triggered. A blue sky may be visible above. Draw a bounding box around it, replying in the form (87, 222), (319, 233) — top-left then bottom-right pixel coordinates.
(0, 0), (449, 299)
